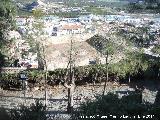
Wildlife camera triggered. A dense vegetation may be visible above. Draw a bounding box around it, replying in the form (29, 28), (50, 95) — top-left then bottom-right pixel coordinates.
(0, 0), (17, 68)
(126, 0), (160, 13)
(0, 51), (159, 90)
(0, 0), (159, 119)
(0, 100), (48, 120)
(151, 45), (160, 54)
(72, 91), (160, 120)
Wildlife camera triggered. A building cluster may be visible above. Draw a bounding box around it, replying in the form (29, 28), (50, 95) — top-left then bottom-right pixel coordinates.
(16, 15), (95, 37)
(15, 13), (160, 70)
(16, 14), (160, 37)
(59, 7), (83, 13)
(15, 14), (95, 69)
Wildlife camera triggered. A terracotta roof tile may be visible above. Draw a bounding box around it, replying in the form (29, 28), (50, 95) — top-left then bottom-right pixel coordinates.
(62, 24), (82, 30)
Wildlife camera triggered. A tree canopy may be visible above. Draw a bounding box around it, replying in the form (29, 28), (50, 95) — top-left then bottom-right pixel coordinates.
(0, 0), (17, 67)
(0, 0), (16, 45)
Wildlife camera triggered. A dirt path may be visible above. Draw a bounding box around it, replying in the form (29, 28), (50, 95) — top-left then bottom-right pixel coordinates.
(0, 82), (157, 111)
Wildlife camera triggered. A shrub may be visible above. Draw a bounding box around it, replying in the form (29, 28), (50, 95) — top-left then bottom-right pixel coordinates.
(10, 100), (47, 120)
(151, 45), (160, 55)
(27, 70), (45, 84)
(0, 107), (10, 120)
(0, 73), (21, 90)
(71, 91), (160, 120)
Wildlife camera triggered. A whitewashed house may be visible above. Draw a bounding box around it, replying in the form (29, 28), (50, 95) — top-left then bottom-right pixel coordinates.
(60, 23), (83, 35)
(16, 17), (27, 26)
(79, 15), (92, 24)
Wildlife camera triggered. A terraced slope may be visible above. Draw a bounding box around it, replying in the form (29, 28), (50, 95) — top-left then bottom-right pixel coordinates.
(45, 41), (105, 70)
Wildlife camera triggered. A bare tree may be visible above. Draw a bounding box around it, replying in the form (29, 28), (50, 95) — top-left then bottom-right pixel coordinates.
(63, 36), (76, 113)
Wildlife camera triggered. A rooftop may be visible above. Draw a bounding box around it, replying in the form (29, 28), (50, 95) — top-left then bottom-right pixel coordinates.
(62, 24), (82, 30)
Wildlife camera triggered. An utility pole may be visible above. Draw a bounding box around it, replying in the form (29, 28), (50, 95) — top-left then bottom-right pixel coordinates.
(20, 72), (27, 105)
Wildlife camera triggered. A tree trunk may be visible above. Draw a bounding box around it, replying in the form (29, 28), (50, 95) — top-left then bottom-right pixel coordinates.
(23, 80), (26, 105)
(68, 87), (71, 113)
(128, 74), (131, 83)
(64, 82), (75, 113)
(102, 51), (109, 96)
(44, 67), (48, 108)
(64, 61), (75, 113)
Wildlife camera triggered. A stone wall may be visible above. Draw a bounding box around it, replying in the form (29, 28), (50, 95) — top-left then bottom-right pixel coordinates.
(0, 67), (27, 73)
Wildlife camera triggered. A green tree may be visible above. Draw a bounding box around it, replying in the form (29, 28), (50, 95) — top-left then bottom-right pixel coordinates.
(122, 51), (149, 81)
(0, 0), (16, 48)
(25, 9), (49, 107)
(151, 45), (160, 54)
(0, 0), (17, 67)
(126, 3), (144, 13)
(125, 26), (151, 47)
(145, 0), (160, 5)
(87, 35), (118, 95)
(24, 9), (45, 69)
(102, 40), (117, 96)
